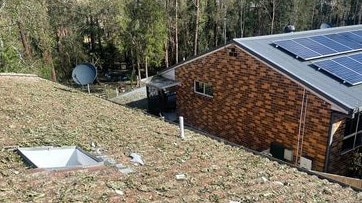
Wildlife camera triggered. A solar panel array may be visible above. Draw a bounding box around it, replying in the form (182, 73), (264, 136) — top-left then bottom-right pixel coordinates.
(274, 30), (362, 60)
(313, 53), (362, 85)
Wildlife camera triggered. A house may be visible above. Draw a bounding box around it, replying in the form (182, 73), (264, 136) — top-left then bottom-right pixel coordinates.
(146, 25), (362, 176)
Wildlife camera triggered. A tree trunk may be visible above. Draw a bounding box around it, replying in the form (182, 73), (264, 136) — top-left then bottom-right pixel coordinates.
(44, 48), (56, 82)
(164, 0), (170, 67)
(175, 0), (179, 63)
(271, 0), (276, 34)
(90, 16), (96, 52)
(130, 48), (135, 88)
(311, 0), (316, 29)
(137, 57), (141, 87)
(239, 0), (244, 37)
(145, 56), (148, 78)
(17, 21), (31, 60)
(214, 22), (218, 46)
(56, 37), (64, 76)
(193, 0), (199, 56)
(292, 0), (300, 23)
(358, 4), (362, 24)
(96, 18), (104, 62)
(165, 40), (169, 68)
(51, 65), (57, 82)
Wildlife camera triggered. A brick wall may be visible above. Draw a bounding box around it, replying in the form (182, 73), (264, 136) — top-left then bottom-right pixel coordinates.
(175, 44), (332, 172)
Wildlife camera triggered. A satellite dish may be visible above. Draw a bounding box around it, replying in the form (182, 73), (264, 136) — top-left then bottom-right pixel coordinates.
(284, 24), (295, 33)
(320, 23), (331, 29)
(72, 63), (97, 85)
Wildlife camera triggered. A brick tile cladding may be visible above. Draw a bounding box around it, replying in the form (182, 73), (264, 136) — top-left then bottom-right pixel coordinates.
(175, 44), (332, 172)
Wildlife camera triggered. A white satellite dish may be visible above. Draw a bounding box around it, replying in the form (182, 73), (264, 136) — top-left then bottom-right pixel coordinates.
(320, 23), (331, 29)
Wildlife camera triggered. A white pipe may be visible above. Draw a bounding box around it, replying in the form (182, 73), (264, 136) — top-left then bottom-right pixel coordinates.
(87, 84), (90, 94)
(296, 88), (306, 165)
(299, 94), (308, 160)
(179, 116), (185, 139)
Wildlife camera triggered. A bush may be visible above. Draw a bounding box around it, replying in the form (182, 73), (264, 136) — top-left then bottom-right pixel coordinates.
(349, 149), (362, 178)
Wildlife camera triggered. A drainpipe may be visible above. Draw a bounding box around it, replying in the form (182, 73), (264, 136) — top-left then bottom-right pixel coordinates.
(295, 88), (308, 165)
(353, 113), (360, 148)
(299, 93), (308, 160)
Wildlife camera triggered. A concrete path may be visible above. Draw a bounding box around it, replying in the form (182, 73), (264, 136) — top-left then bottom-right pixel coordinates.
(109, 86), (148, 109)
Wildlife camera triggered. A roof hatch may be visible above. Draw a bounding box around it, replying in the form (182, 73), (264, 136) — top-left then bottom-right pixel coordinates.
(17, 146), (103, 169)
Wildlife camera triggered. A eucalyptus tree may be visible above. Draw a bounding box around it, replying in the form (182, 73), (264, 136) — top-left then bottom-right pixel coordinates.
(2, 0), (362, 82)
(47, 0), (125, 81)
(0, 0), (26, 72)
(0, 0), (20, 72)
(193, 0), (200, 55)
(223, 0), (244, 39)
(122, 0), (167, 82)
(0, 0), (56, 79)
(175, 0), (179, 64)
(47, 0), (87, 80)
(245, 0), (292, 35)
(349, 0), (362, 24)
(204, 0), (232, 47)
(163, 0), (176, 67)
(289, 0), (316, 31)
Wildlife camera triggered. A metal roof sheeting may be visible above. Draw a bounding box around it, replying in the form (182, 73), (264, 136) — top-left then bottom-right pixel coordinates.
(234, 25), (362, 114)
(144, 75), (180, 89)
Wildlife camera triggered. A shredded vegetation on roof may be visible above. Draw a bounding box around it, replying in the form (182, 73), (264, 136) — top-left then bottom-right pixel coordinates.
(1, 75), (362, 202)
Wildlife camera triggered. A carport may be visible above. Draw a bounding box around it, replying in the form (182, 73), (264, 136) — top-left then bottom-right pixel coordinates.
(144, 75), (180, 118)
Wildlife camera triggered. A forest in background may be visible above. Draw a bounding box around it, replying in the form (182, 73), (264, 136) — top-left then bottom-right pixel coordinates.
(1, 0), (362, 82)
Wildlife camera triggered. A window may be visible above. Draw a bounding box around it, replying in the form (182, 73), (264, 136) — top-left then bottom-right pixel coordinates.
(228, 48), (237, 57)
(194, 81), (213, 97)
(342, 113), (362, 152)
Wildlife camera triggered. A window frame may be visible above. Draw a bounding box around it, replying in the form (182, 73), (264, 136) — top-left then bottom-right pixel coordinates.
(342, 113), (362, 153)
(194, 80), (213, 97)
(228, 47), (238, 57)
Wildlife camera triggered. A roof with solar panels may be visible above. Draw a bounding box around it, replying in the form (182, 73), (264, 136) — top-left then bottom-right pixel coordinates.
(233, 24), (362, 115)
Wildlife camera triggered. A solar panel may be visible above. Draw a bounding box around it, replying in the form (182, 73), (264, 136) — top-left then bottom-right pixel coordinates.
(351, 30), (362, 38)
(293, 38), (336, 56)
(313, 60), (362, 85)
(341, 32), (362, 44)
(325, 34), (362, 50)
(334, 57), (362, 74)
(349, 53), (362, 62)
(274, 39), (320, 60)
(313, 53), (362, 85)
(274, 30), (362, 60)
(310, 35), (351, 52)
